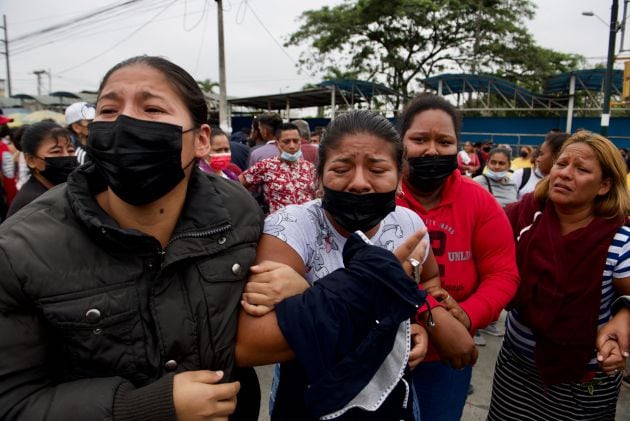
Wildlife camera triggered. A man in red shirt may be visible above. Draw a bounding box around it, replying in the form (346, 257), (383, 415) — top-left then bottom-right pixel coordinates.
(239, 123), (316, 214)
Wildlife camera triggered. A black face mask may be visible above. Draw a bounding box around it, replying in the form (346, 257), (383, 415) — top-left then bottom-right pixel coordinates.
(482, 146), (492, 152)
(86, 115), (194, 206)
(406, 155), (458, 193)
(38, 156), (79, 185)
(519, 150), (528, 158)
(321, 187), (396, 234)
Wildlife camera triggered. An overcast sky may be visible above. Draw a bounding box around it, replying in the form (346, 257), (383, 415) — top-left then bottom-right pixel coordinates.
(0, 0), (622, 98)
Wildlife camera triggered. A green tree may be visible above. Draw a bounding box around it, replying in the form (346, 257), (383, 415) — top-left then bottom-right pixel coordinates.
(286, 0), (583, 103)
(196, 78), (219, 94)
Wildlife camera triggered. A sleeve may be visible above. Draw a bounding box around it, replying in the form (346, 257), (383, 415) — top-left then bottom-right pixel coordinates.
(241, 160), (264, 186)
(613, 229), (630, 279)
(262, 205), (313, 264)
(458, 193), (520, 330)
(0, 246), (175, 421)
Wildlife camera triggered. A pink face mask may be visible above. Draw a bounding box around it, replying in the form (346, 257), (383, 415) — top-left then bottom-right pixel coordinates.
(207, 152), (231, 171)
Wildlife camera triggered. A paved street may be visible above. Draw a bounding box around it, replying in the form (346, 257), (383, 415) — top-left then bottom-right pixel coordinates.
(255, 313), (630, 420)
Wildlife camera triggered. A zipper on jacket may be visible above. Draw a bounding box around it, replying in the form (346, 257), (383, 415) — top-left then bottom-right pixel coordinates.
(160, 223), (232, 265)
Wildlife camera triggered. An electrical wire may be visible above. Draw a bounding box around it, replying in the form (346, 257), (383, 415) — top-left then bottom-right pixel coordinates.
(193, 1), (212, 73)
(10, 0), (175, 55)
(11, 0), (143, 43)
(183, 0), (209, 31)
(56, 0), (179, 75)
(11, 3), (208, 55)
(245, 2), (297, 66)
(235, 0), (248, 25)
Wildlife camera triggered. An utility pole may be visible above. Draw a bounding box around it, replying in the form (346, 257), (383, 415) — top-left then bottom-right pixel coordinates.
(602, 0), (619, 137)
(33, 69), (46, 96)
(1, 15), (11, 97)
(215, 0), (229, 131)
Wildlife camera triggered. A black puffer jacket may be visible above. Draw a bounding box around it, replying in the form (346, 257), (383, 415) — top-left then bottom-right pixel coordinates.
(0, 164), (263, 420)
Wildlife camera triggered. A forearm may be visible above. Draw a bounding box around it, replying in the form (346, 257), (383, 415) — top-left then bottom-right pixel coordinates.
(459, 269), (518, 330)
(235, 310), (294, 367)
(464, 203), (519, 329)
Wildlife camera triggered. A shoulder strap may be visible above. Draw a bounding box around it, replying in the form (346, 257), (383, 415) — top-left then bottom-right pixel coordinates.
(482, 174), (493, 195)
(519, 168), (531, 191)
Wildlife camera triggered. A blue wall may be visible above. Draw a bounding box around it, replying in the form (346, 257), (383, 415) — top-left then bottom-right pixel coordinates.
(461, 117), (630, 147)
(232, 116), (630, 148)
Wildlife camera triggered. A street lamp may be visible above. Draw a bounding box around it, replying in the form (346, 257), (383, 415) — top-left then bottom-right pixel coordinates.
(583, 2), (619, 137)
(582, 11), (610, 27)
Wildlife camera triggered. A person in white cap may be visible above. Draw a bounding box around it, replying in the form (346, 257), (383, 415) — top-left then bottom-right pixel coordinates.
(64, 101), (95, 164)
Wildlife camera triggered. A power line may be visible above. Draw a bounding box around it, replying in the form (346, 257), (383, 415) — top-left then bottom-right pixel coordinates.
(193, 2), (212, 73)
(11, 4), (209, 56)
(11, 1), (175, 55)
(11, 0), (143, 43)
(56, 0), (179, 75)
(244, 2), (297, 66)
(183, 0), (210, 31)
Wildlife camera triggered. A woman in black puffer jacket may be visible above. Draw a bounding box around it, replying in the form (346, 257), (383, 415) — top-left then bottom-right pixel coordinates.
(0, 56), (263, 421)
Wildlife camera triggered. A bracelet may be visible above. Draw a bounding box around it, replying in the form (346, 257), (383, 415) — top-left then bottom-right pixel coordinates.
(408, 257), (422, 284)
(416, 300), (436, 329)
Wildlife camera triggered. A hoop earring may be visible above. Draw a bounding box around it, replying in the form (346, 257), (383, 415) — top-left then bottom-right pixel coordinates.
(316, 189), (324, 198)
(396, 189), (405, 199)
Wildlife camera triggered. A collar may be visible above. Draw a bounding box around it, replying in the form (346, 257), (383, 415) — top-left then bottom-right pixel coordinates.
(66, 163), (232, 262)
(266, 139), (277, 144)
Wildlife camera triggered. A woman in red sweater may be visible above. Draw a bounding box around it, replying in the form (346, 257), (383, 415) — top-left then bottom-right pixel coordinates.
(396, 93), (520, 421)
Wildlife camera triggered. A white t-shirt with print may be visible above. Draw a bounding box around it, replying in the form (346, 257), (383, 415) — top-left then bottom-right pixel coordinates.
(263, 198), (430, 285)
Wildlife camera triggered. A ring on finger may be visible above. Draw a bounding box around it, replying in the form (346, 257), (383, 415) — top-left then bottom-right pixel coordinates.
(408, 258), (422, 284)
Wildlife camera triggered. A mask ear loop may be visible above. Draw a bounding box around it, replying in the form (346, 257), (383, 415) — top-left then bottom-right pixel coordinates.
(183, 126), (204, 170)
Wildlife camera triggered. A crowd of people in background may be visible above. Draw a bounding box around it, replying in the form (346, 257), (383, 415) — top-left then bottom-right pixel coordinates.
(0, 55), (629, 421)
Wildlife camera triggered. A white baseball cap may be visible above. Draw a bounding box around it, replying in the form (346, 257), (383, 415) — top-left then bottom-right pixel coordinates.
(65, 102), (96, 126)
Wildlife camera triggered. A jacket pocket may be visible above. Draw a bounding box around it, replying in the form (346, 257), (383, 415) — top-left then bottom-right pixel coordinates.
(195, 246), (256, 368)
(38, 282), (140, 379)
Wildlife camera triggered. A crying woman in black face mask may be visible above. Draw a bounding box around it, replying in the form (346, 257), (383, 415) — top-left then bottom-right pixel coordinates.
(399, 101), (460, 202)
(7, 121), (77, 217)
